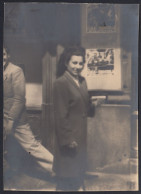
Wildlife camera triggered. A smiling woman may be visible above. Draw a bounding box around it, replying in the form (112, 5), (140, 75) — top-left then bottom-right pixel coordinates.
(66, 55), (84, 78)
(53, 46), (95, 191)
(56, 47), (85, 78)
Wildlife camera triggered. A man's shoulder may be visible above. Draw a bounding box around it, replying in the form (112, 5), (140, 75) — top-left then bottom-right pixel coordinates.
(8, 63), (22, 73)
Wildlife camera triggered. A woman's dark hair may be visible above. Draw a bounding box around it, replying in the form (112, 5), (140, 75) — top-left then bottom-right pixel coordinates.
(56, 46), (85, 77)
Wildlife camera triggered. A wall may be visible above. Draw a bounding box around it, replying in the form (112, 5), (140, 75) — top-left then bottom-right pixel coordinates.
(80, 4), (138, 173)
(87, 105), (131, 174)
(4, 3), (81, 108)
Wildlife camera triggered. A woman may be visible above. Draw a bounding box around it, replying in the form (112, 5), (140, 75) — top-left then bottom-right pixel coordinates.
(53, 46), (95, 191)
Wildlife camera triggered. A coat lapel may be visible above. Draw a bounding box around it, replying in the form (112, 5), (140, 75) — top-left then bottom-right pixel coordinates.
(64, 71), (88, 105)
(3, 62), (9, 80)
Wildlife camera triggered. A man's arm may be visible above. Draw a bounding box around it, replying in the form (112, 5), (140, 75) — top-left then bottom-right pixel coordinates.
(8, 67), (26, 122)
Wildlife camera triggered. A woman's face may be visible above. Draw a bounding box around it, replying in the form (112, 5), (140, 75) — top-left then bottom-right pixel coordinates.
(66, 55), (84, 77)
(3, 48), (8, 67)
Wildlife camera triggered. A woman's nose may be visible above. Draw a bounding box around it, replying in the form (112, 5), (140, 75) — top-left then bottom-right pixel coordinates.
(76, 63), (82, 69)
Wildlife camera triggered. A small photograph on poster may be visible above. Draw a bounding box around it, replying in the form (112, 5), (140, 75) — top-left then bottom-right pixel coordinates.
(81, 48), (121, 90)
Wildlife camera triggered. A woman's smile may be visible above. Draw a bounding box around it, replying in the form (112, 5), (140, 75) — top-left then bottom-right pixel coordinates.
(66, 55), (84, 77)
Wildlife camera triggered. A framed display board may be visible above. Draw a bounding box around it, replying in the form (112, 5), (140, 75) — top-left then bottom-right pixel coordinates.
(86, 4), (118, 33)
(81, 48), (122, 91)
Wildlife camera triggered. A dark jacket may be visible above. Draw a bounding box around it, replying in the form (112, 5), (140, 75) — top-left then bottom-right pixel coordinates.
(53, 71), (94, 177)
(4, 62), (27, 127)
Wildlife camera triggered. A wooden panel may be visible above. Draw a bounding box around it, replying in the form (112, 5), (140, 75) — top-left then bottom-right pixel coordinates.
(41, 45), (64, 153)
(41, 52), (57, 153)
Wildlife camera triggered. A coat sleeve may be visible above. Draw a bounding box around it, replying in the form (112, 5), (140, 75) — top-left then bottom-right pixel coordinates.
(8, 67), (26, 122)
(87, 94), (95, 117)
(53, 81), (75, 147)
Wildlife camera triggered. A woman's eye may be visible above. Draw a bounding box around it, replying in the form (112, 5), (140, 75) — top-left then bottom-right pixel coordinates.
(72, 61), (78, 65)
(72, 62), (83, 65)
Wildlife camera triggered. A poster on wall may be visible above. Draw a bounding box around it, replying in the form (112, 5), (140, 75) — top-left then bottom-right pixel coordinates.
(86, 4), (118, 33)
(81, 48), (122, 90)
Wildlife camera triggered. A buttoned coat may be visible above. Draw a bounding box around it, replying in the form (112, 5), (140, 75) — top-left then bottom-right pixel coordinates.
(53, 71), (94, 178)
(4, 62), (27, 127)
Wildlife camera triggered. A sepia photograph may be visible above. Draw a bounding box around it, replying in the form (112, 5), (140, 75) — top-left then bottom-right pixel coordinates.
(3, 3), (139, 191)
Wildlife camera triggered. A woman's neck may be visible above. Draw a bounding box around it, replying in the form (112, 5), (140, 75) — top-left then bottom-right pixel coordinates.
(66, 70), (79, 80)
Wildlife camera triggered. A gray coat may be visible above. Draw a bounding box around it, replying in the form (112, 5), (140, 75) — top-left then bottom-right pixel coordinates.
(53, 71), (94, 177)
(4, 62), (27, 127)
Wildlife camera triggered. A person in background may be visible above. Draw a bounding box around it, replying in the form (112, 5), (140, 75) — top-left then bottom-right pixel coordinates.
(53, 46), (101, 191)
(3, 47), (53, 175)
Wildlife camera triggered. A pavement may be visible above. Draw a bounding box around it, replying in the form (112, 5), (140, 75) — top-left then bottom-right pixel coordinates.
(3, 152), (138, 191)
(3, 135), (138, 191)
(4, 168), (138, 191)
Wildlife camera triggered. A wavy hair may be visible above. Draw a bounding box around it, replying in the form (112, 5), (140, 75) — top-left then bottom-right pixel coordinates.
(56, 46), (85, 78)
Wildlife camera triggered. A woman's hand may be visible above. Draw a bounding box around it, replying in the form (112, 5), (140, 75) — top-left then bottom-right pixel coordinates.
(61, 141), (78, 157)
(91, 97), (106, 107)
(68, 141), (78, 148)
